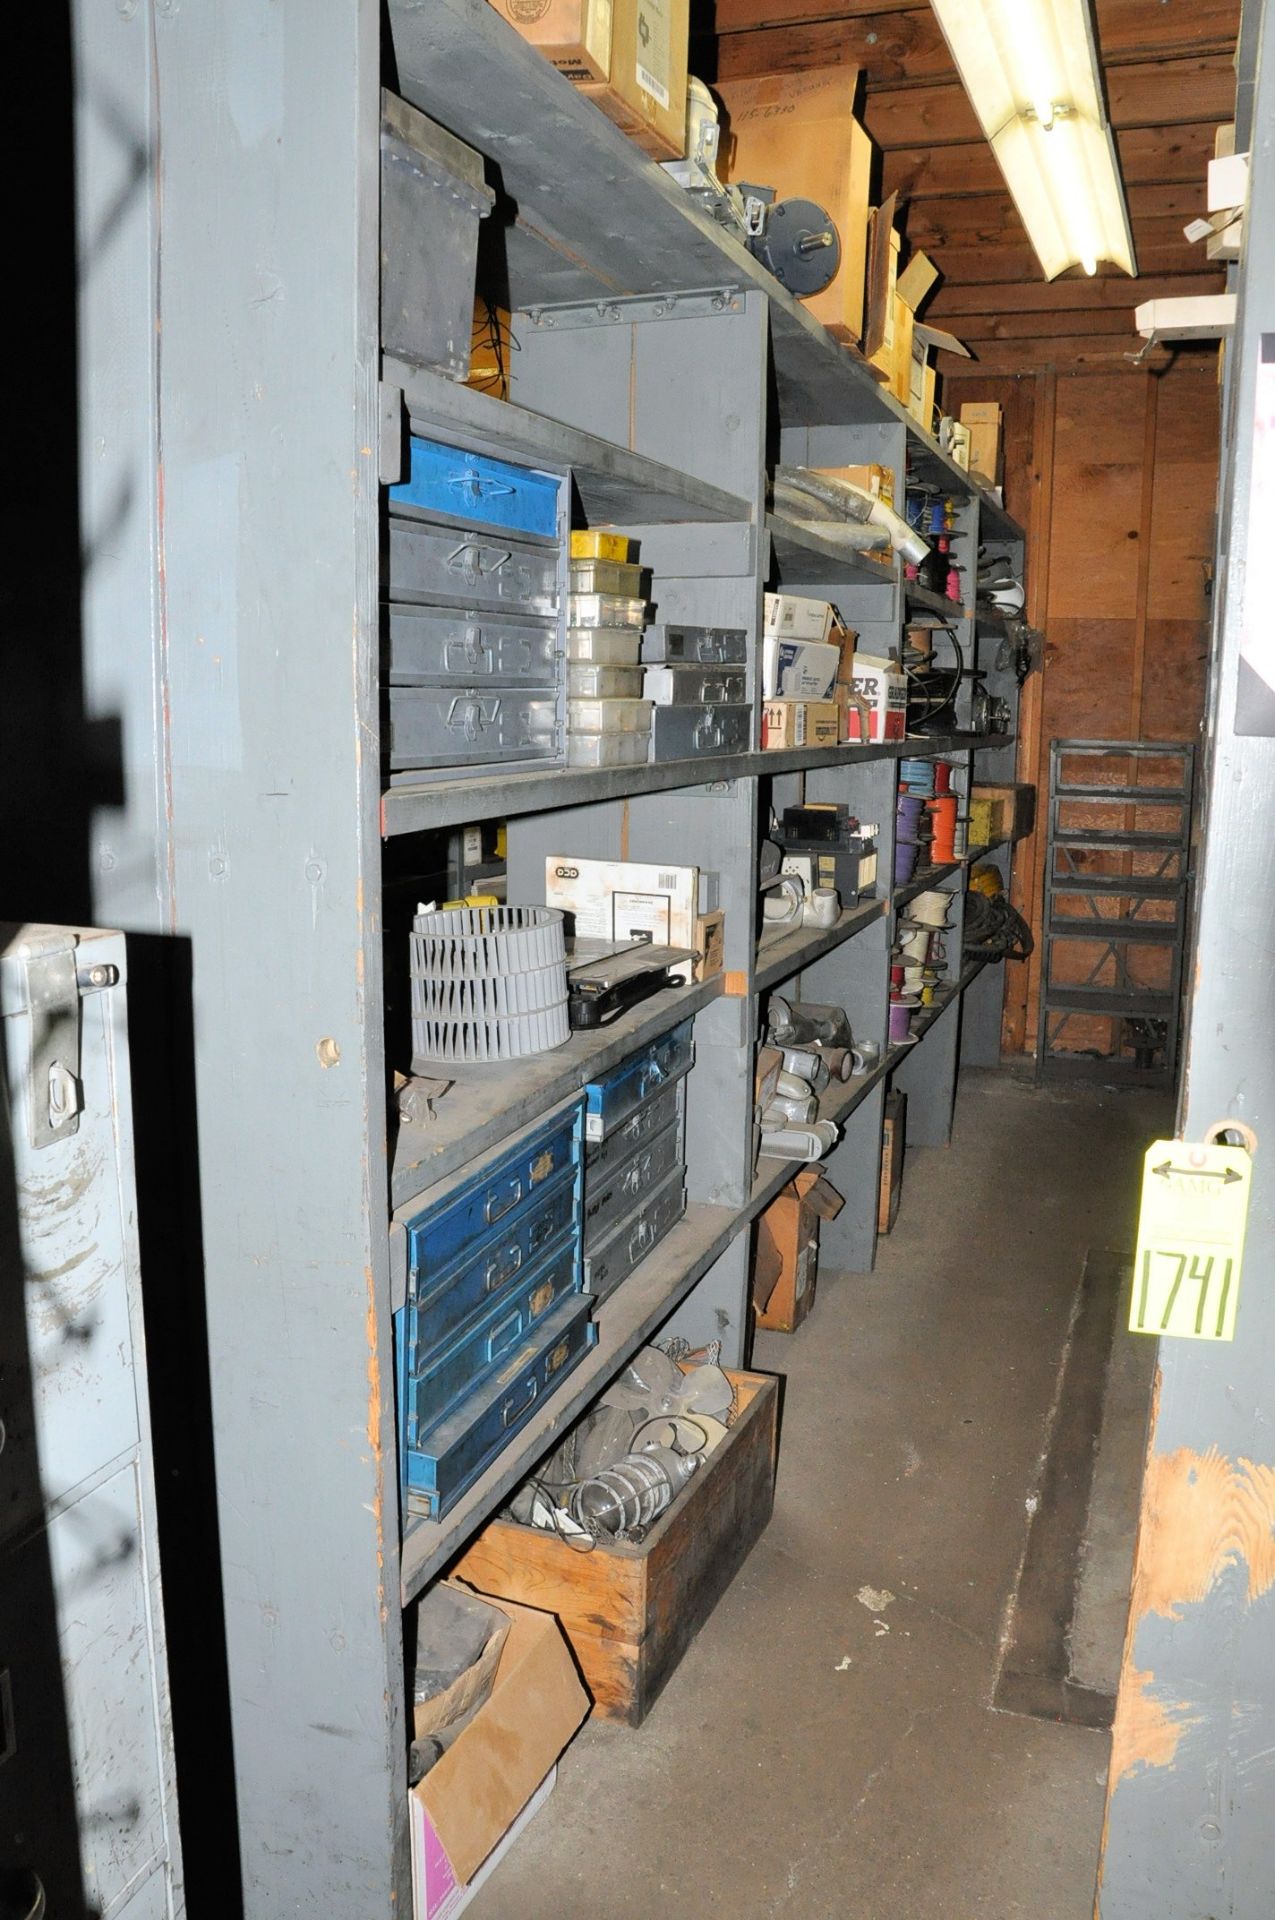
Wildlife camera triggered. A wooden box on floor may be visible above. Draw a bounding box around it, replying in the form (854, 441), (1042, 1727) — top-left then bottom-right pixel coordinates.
(878, 1089), (906, 1234)
(752, 1169), (844, 1332)
(452, 1367), (779, 1725)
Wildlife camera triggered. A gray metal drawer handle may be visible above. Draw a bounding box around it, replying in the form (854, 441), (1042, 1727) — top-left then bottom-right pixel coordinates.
(501, 1379), (537, 1427)
(693, 714), (724, 751)
(484, 1177), (523, 1224)
(703, 677), (729, 703)
(444, 624), (490, 673)
(485, 1243), (523, 1292)
(446, 541), (510, 583)
(447, 697), (489, 743)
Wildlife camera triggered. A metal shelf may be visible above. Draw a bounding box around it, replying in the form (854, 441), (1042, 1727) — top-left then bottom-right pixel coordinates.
(1047, 917), (1182, 943)
(390, 360), (752, 528)
(1042, 986), (1176, 1018)
(894, 859), (963, 910)
(1052, 829), (1185, 851)
(905, 583), (966, 620)
(385, 0), (1023, 535)
(381, 732), (1013, 837)
(1053, 784), (1190, 803)
(754, 897), (886, 995)
(392, 976), (722, 1212)
(766, 511), (895, 589)
(1049, 872), (1183, 898)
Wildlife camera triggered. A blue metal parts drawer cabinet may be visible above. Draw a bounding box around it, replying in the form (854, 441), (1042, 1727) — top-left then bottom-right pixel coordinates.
(582, 1017), (695, 1143)
(390, 434), (560, 540)
(395, 1099), (590, 1519)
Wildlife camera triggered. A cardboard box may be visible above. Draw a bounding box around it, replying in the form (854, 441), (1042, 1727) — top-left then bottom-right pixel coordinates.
(762, 636), (840, 701)
(580, 0), (688, 159)
(410, 1593), (588, 1912)
(718, 67), (873, 343)
(546, 855), (699, 955)
(878, 1090), (906, 1235)
(695, 908), (724, 982)
(763, 592), (834, 644)
(762, 700), (841, 750)
(972, 781), (1036, 842)
(413, 1770), (557, 1920)
(960, 400), (1002, 487)
(753, 1169), (844, 1331)
(843, 653), (906, 742)
(487, 0), (612, 81)
(455, 1369), (778, 1724)
(867, 218), (901, 378)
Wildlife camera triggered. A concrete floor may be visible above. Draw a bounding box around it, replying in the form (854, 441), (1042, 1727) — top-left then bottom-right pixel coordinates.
(470, 1070), (1168, 1920)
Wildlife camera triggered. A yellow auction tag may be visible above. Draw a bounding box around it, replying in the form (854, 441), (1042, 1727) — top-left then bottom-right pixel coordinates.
(1130, 1135), (1253, 1340)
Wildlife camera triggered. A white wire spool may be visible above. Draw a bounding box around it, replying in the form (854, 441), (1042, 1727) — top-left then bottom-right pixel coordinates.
(410, 905), (569, 1064)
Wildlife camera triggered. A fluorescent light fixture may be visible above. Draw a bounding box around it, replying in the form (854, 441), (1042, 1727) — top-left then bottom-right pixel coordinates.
(932, 0), (1136, 279)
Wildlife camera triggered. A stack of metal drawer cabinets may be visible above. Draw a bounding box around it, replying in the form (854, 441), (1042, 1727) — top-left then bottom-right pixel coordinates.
(641, 623), (752, 763)
(395, 1101), (591, 1519)
(395, 1022), (695, 1517)
(385, 434), (565, 774)
(583, 1018), (693, 1302)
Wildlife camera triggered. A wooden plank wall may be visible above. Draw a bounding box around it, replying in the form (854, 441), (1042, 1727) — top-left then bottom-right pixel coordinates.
(945, 360), (1218, 1053)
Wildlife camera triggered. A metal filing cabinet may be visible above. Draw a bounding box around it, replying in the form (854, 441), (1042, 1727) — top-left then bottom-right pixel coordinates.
(385, 435), (565, 775)
(394, 1100), (593, 1517)
(0, 926), (182, 1918)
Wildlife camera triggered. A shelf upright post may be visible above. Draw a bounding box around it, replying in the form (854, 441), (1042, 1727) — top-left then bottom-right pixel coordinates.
(74, 0), (406, 1909)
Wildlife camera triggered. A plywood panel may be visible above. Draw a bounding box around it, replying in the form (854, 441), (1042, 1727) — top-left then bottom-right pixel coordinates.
(1139, 619), (1210, 740)
(1047, 379), (1147, 620)
(1146, 365), (1221, 623)
(1041, 617), (1138, 736)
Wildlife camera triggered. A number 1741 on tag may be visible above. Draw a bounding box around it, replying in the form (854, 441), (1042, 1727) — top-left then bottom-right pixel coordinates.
(1129, 1140), (1252, 1342)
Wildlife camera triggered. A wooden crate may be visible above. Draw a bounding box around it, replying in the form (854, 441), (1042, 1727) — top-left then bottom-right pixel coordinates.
(453, 1367), (779, 1725)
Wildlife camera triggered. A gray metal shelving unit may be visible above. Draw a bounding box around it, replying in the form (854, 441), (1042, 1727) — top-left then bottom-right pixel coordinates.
(73, 0), (1026, 1908)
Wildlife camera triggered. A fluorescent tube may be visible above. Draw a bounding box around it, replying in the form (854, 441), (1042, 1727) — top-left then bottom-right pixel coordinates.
(932, 0), (1136, 279)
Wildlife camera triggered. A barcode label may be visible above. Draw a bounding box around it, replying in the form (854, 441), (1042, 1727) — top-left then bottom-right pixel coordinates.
(658, 872), (678, 890)
(637, 63), (670, 108)
(635, 0), (670, 109)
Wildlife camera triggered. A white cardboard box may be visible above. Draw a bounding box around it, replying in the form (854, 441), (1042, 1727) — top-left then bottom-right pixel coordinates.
(545, 856), (701, 977)
(761, 637), (841, 701)
(762, 592), (833, 643)
(844, 653), (907, 742)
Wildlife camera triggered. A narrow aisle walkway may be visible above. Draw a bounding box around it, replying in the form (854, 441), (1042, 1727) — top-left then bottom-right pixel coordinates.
(471, 1071), (1167, 1920)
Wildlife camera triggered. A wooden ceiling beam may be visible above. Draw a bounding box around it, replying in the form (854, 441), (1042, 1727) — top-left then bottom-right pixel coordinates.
(956, 307), (1177, 341)
(861, 56), (1235, 148)
(715, 12), (941, 85)
(906, 184), (1209, 249)
(936, 339), (1208, 375)
(714, 0), (1239, 63)
(919, 234), (1219, 283)
(884, 122), (1222, 200)
(926, 272), (1226, 318)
